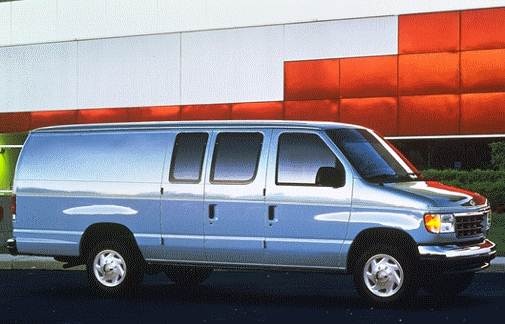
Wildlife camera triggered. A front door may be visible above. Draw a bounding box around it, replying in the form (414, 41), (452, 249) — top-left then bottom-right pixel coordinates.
(203, 129), (271, 264)
(264, 130), (353, 269)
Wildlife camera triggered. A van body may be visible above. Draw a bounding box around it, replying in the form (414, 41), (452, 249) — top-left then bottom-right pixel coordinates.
(6, 121), (496, 304)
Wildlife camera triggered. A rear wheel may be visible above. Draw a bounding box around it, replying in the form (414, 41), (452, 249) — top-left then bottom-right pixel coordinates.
(165, 266), (212, 287)
(86, 240), (144, 296)
(423, 272), (474, 298)
(353, 245), (418, 305)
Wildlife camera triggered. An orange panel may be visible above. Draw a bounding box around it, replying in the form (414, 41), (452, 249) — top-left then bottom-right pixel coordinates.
(398, 95), (460, 135)
(30, 110), (78, 129)
(461, 8), (505, 50)
(461, 49), (505, 93)
(284, 100), (338, 121)
(399, 11), (460, 54)
(131, 106), (180, 121)
(461, 92), (505, 134)
(180, 104), (231, 120)
(340, 97), (397, 136)
(399, 52), (459, 96)
(231, 102), (283, 120)
(340, 55), (397, 98)
(284, 59), (339, 100)
(0, 112), (31, 133)
(77, 108), (132, 124)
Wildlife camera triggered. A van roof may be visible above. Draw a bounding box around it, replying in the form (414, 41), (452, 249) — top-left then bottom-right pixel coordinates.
(33, 120), (365, 133)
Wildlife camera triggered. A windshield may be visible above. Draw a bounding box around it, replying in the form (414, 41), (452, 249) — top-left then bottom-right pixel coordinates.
(326, 128), (420, 183)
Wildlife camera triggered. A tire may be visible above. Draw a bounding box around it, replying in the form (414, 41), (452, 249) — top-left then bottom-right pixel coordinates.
(353, 245), (418, 305)
(86, 240), (144, 296)
(423, 272), (474, 299)
(165, 266), (212, 287)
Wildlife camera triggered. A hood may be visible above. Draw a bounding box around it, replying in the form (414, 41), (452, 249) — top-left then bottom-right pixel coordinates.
(384, 180), (487, 208)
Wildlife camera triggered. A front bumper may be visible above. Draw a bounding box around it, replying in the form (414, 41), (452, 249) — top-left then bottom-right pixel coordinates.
(418, 239), (496, 273)
(5, 238), (18, 256)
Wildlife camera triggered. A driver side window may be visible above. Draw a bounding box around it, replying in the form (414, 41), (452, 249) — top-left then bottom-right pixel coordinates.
(276, 132), (345, 187)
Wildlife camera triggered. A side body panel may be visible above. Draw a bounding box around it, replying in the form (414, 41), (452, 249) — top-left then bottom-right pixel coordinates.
(13, 130), (169, 258)
(264, 129), (354, 268)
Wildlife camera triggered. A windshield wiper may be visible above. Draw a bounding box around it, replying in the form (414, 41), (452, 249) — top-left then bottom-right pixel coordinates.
(365, 173), (424, 184)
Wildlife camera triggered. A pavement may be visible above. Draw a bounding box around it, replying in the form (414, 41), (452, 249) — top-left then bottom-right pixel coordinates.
(0, 253), (504, 271)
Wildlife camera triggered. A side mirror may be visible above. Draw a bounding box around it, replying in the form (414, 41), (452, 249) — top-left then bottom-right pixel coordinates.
(316, 166), (345, 188)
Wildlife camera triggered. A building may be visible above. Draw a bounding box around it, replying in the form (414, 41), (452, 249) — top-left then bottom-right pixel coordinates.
(2, 0), (505, 241)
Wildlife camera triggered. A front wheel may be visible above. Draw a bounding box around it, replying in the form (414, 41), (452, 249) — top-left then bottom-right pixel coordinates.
(87, 240), (144, 296)
(353, 245), (418, 305)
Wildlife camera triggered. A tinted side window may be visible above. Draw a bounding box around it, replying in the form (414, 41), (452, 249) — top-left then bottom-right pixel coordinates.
(211, 133), (263, 183)
(169, 133), (208, 183)
(277, 133), (344, 186)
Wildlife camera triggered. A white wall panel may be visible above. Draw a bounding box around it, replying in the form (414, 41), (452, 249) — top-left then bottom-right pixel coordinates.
(157, 0), (208, 34)
(106, 0), (159, 37)
(181, 26), (284, 104)
(10, 0), (58, 45)
(0, 47), (11, 109)
(77, 34), (180, 108)
(0, 3), (11, 46)
(8, 42), (78, 112)
(285, 16), (398, 61)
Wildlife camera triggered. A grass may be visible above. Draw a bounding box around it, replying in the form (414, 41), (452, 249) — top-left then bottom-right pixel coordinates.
(489, 213), (505, 256)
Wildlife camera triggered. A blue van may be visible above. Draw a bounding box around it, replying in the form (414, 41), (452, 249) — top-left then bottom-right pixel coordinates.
(6, 121), (496, 304)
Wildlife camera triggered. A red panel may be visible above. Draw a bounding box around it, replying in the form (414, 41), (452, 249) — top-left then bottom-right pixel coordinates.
(284, 59), (339, 100)
(180, 104), (231, 120)
(461, 8), (505, 50)
(231, 102), (283, 120)
(398, 95), (460, 135)
(131, 106), (180, 121)
(399, 52), (459, 96)
(461, 92), (505, 134)
(30, 110), (78, 129)
(399, 11), (460, 54)
(340, 97), (398, 136)
(340, 55), (397, 98)
(284, 100), (338, 121)
(461, 49), (505, 93)
(0, 112), (31, 133)
(77, 108), (132, 124)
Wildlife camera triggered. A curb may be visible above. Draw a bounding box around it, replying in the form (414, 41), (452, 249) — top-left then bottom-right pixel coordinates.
(0, 254), (504, 271)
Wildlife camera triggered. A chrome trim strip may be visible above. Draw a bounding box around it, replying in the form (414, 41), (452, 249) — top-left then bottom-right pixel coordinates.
(418, 239), (496, 258)
(160, 234), (351, 244)
(145, 258), (345, 270)
(14, 229), (83, 236)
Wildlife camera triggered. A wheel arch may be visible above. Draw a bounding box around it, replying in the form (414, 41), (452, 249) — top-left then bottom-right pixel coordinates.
(346, 227), (418, 273)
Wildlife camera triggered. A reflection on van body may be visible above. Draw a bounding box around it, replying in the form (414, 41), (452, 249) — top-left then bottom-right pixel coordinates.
(6, 121), (496, 304)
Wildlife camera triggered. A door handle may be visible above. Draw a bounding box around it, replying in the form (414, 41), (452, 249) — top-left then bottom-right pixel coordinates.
(208, 204), (216, 220)
(268, 205), (277, 224)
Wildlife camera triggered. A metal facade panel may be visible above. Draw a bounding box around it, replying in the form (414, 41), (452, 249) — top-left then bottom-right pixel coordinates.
(231, 102), (284, 120)
(340, 55), (398, 98)
(461, 92), (505, 134)
(284, 59), (340, 101)
(10, 0), (58, 45)
(0, 3), (11, 46)
(77, 34), (180, 108)
(0, 47), (10, 109)
(8, 42), (78, 112)
(180, 104), (232, 120)
(284, 100), (338, 122)
(461, 49), (505, 93)
(284, 16), (398, 61)
(340, 97), (398, 136)
(461, 7), (505, 50)
(399, 11), (460, 54)
(398, 94), (460, 136)
(181, 26), (284, 105)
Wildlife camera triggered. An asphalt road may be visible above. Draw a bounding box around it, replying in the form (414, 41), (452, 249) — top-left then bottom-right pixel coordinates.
(1, 269), (504, 323)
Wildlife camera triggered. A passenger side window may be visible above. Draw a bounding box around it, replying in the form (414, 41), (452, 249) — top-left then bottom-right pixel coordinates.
(169, 133), (208, 183)
(276, 133), (345, 187)
(211, 132), (263, 184)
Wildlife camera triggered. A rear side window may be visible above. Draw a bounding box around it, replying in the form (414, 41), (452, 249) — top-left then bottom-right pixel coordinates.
(277, 133), (343, 186)
(211, 132), (263, 184)
(169, 133), (208, 183)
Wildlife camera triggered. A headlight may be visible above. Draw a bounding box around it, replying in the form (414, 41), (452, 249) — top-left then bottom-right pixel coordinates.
(424, 213), (455, 234)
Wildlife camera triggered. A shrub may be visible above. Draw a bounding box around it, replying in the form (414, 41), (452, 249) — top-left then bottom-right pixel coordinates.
(490, 142), (505, 171)
(422, 169), (505, 208)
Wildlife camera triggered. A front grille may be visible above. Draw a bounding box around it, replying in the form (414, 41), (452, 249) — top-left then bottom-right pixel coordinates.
(455, 213), (485, 238)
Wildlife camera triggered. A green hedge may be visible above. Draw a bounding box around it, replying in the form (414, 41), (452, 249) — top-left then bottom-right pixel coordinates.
(422, 169), (505, 207)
